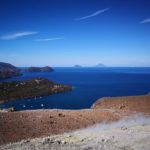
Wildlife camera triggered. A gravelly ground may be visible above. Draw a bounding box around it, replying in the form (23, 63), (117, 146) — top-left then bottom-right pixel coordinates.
(1, 115), (150, 150)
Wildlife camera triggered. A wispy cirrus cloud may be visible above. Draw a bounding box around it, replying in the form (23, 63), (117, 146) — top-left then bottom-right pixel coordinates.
(140, 18), (150, 24)
(1, 31), (38, 40)
(35, 37), (64, 41)
(75, 8), (110, 21)
(0, 54), (18, 57)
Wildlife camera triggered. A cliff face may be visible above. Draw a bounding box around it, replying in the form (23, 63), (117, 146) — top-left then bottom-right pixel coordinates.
(0, 78), (71, 102)
(0, 62), (21, 79)
(27, 66), (54, 72)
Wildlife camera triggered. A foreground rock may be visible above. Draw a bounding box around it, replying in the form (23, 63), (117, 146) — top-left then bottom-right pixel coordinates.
(0, 62), (21, 79)
(0, 78), (71, 102)
(0, 109), (122, 145)
(0, 93), (150, 146)
(27, 66), (54, 72)
(0, 107), (15, 113)
(1, 115), (150, 150)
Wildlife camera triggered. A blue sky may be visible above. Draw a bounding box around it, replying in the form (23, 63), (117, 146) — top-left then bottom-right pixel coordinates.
(0, 0), (150, 67)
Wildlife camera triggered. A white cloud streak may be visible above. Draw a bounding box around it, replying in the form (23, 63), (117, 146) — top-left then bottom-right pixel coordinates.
(36, 37), (64, 41)
(140, 18), (150, 24)
(1, 31), (38, 40)
(75, 8), (110, 21)
(0, 54), (18, 57)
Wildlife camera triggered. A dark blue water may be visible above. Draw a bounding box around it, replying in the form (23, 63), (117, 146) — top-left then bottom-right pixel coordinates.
(0, 67), (150, 111)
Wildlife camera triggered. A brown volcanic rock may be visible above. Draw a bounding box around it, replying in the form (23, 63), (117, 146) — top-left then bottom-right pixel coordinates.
(0, 62), (21, 79)
(0, 94), (150, 145)
(0, 109), (121, 145)
(27, 66), (54, 72)
(91, 94), (150, 114)
(0, 78), (71, 102)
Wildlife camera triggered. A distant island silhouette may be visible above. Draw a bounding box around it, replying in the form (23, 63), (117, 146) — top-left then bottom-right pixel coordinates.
(74, 65), (82, 68)
(95, 63), (106, 67)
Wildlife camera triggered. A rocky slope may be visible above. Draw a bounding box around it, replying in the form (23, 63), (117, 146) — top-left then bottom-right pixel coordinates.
(0, 62), (21, 79)
(1, 115), (149, 150)
(91, 94), (150, 114)
(27, 66), (54, 72)
(0, 78), (71, 102)
(0, 109), (122, 145)
(0, 93), (150, 147)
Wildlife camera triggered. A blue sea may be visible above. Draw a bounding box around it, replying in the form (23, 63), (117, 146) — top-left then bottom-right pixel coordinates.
(0, 67), (150, 111)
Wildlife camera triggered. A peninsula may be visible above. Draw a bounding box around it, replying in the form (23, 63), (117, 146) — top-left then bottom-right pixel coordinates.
(0, 78), (72, 102)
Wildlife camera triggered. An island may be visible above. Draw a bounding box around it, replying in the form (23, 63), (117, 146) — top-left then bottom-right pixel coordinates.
(95, 63), (106, 67)
(27, 66), (54, 72)
(0, 78), (71, 102)
(0, 62), (21, 79)
(74, 65), (82, 68)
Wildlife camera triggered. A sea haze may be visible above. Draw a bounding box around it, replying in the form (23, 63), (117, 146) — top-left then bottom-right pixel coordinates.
(0, 67), (150, 111)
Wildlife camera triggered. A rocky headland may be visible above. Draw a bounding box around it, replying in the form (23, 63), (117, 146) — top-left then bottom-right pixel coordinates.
(0, 62), (21, 79)
(0, 78), (71, 102)
(91, 94), (150, 114)
(27, 66), (54, 72)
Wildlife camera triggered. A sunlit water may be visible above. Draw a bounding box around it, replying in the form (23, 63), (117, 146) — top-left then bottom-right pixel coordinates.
(0, 67), (150, 111)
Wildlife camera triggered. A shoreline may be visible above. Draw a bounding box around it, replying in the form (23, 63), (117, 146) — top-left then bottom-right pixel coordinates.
(0, 92), (149, 111)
